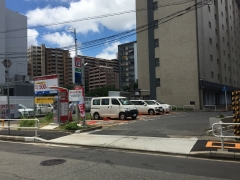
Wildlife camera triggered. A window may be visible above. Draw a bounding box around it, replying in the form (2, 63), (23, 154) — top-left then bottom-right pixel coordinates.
(155, 58), (160, 67)
(210, 38), (212, 44)
(154, 20), (158, 29)
(208, 6), (211, 12)
(112, 99), (120, 105)
(156, 78), (160, 87)
(218, 74), (220, 80)
(209, 22), (211, 28)
(224, 63), (226, 69)
(101, 99), (109, 105)
(216, 43), (218, 49)
(210, 54), (213, 61)
(229, 66), (231, 71)
(154, 39), (159, 48)
(153, 1), (158, 10)
(93, 99), (100, 105)
(225, 77), (227, 82)
(211, 71), (214, 78)
(222, 24), (224, 29)
(223, 50), (225, 55)
(217, 59), (219, 64)
(221, 11), (223, 17)
(223, 37), (225, 42)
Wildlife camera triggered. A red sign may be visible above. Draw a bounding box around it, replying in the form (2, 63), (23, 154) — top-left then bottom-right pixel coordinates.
(75, 57), (81, 68)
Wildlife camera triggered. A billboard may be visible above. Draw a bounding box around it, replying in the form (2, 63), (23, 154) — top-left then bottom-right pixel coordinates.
(34, 74), (59, 92)
(0, 104), (19, 119)
(73, 56), (82, 85)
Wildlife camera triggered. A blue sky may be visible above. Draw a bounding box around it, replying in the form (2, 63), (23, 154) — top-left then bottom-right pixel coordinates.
(5, 0), (136, 59)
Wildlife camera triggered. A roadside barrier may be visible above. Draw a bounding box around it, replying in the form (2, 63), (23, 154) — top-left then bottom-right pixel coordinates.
(183, 105), (195, 111)
(212, 121), (240, 150)
(203, 105), (216, 111)
(171, 105), (177, 111)
(1, 118), (39, 137)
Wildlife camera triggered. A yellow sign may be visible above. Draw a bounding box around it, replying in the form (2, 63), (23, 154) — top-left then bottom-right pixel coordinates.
(35, 97), (54, 104)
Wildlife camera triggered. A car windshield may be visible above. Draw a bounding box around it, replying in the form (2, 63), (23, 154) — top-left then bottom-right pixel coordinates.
(144, 101), (156, 105)
(119, 98), (132, 105)
(19, 104), (27, 109)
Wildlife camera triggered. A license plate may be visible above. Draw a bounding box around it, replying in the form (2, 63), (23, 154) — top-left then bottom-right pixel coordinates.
(133, 114), (136, 117)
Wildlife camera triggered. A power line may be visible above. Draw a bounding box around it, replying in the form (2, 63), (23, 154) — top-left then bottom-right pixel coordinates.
(0, 0), (211, 57)
(0, 0), (195, 34)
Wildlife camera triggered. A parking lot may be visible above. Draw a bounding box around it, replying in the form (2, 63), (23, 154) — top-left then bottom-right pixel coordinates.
(89, 111), (233, 138)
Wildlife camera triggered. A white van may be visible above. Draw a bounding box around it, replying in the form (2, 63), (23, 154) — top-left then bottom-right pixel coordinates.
(90, 96), (138, 120)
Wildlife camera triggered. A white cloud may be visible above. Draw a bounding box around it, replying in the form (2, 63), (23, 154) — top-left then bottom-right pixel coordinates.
(27, 29), (39, 47)
(42, 32), (74, 47)
(26, 0), (136, 34)
(95, 41), (121, 60)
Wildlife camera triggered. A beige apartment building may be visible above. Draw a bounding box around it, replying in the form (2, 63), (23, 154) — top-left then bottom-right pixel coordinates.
(88, 66), (119, 90)
(28, 44), (73, 86)
(79, 56), (119, 91)
(136, 0), (240, 109)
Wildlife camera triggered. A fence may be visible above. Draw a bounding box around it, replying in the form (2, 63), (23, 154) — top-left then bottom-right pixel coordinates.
(171, 105), (177, 111)
(0, 118), (39, 137)
(183, 105), (195, 111)
(203, 105), (216, 111)
(212, 121), (240, 150)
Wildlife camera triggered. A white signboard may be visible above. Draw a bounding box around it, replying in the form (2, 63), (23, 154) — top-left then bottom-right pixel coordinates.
(34, 74), (59, 92)
(69, 90), (83, 102)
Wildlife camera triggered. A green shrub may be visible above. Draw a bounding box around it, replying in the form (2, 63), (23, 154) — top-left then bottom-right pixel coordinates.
(19, 120), (36, 127)
(64, 122), (81, 131)
(39, 112), (53, 125)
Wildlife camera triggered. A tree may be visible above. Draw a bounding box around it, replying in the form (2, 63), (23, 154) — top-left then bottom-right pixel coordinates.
(86, 85), (119, 97)
(63, 84), (74, 90)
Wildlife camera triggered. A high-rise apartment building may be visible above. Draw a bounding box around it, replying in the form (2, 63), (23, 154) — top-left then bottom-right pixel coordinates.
(89, 66), (119, 90)
(0, 0), (27, 84)
(28, 44), (73, 86)
(118, 41), (138, 90)
(80, 56), (119, 91)
(136, 0), (240, 109)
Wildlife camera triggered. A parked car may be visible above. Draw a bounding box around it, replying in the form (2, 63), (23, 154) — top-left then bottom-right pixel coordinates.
(130, 100), (163, 115)
(90, 96), (138, 120)
(148, 100), (172, 112)
(36, 103), (53, 114)
(18, 104), (34, 117)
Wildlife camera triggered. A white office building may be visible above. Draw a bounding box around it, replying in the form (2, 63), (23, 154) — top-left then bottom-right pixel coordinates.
(0, 0), (28, 84)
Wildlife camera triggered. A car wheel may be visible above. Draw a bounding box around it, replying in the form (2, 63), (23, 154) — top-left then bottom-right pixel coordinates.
(93, 112), (100, 120)
(38, 109), (42, 114)
(18, 112), (23, 118)
(131, 116), (137, 120)
(119, 112), (126, 120)
(148, 109), (155, 115)
(162, 109), (165, 113)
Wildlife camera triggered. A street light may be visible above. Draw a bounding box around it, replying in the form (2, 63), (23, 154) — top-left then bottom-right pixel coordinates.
(2, 59), (12, 135)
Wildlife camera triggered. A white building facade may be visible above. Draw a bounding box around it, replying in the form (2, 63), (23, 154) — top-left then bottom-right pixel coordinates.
(0, 0), (28, 84)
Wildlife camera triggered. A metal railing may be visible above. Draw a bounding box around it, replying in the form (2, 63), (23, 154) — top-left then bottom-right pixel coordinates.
(203, 105), (216, 111)
(183, 105), (195, 111)
(0, 118), (39, 137)
(212, 121), (240, 150)
(171, 105), (177, 111)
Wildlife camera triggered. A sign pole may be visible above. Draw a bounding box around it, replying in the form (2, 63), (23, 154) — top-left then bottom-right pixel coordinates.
(225, 90), (227, 111)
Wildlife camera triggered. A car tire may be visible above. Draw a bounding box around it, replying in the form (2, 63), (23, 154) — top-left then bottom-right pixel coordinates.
(148, 109), (155, 115)
(119, 112), (126, 120)
(18, 112), (23, 118)
(131, 116), (137, 120)
(162, 109), (165, 113)
(93, 112), (100, 120)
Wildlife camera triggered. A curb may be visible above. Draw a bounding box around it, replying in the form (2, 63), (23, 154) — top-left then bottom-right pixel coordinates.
(0, 135), (47, 143)
(189, 151), (240, 160)
(75, 126), (102, 133)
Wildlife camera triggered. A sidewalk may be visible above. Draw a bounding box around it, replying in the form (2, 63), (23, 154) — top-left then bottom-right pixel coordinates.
(0, 124), (240, 160)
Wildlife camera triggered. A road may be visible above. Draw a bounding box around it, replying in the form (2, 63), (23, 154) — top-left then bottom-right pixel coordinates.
(0, 141), (239, 180)
(91, 111), (232, 137)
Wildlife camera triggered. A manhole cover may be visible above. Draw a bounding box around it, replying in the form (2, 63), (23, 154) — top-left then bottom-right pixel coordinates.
(40, 159), (66, 166)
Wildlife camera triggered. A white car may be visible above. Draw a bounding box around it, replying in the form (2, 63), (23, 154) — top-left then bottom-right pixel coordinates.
(149, 100), (172, 113)
(18, 104), (34, 117)
(36, 103), (53, 115)
(130, 100), (163, 115)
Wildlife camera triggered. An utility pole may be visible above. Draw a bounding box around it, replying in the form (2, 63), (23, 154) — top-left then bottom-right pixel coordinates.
(73, 28), (80, 124)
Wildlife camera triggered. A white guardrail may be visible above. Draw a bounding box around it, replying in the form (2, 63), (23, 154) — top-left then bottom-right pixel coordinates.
(212, 121), (240, 150)
(171, 105), (177, 111)
(183, 105), (195, 111)
(0, 118), (39, 137)
(203, 105), (216, 111)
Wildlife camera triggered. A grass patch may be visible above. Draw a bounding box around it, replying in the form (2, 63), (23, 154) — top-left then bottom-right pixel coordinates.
(59, 122), (95, 131)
